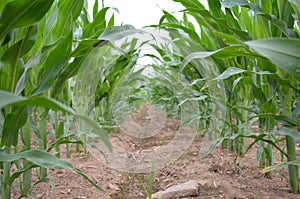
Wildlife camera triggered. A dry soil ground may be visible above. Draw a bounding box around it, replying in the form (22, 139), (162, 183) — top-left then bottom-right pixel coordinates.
(11, 104), (300, 199)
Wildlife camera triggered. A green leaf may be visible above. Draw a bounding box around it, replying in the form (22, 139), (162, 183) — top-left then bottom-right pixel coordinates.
(98, 25), (145, 42)
(52, 7), (114, 94)
(0, 0), (54, 43)
(213, 31), (243, 44)
(93, 0), (99, 19)
(181, 45), (262, 71)
(232, 76), (243, 92)
(173, 0), (206, 10)
(159, 10), (180, 25)
(82, 7), (110, 38)
(278, 127), (300, 142)
(71, 39), (100, 57)
(46, 0), (83, 43)
(0, 90), (112, 150)
(201, 137), (229, 158)
(15, 53), (41, 95)
(202, 132), (288, 158)
(107, 13), (115, 27)
(0, 90), (75, 114)
(77, 114), (112, 151)
(0, 149), (104, 191)
(183, 7), (250, 41)
(46, 133), (82, 152)
(251, 113), (300, 127)
(0, 149), (73, 169)
(0, 24), (38, 92)
(215, 67), (246, 80)
(1, 106), (27, 147)
(0, 90), (25, 106)
(34, 34), (72, 95)
(149, 162), (155, 197)
(208, 0), (223, 18)
(289, 0), (300, 23)
(2, 24), (38, 58)
(222, 0), (250, 8)
(245, 38), (300, 80)
(160, 23), (201, 43)
(262, 161), (300, 173)
(223, 1), (290, 36)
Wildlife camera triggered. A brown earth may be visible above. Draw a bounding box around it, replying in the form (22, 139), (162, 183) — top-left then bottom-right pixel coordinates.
(11, 104), (300, 199)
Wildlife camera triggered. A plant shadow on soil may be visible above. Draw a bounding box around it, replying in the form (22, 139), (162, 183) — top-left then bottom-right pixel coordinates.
(11, 105), (300, 199)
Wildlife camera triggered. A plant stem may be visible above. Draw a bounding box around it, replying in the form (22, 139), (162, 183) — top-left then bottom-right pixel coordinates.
(38, 109), (48, 179)
(286, 135), (299, 193)
(282, 85), (299, 193)
(22, 114), (32, 195)
(2, 147), (11, 199)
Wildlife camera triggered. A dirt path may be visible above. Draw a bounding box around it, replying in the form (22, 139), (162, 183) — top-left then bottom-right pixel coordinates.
(19, 135), (299, 199)
(11, 104), (300, 199)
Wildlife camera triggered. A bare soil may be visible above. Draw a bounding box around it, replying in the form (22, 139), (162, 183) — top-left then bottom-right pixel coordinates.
(11, 104), (300, 199)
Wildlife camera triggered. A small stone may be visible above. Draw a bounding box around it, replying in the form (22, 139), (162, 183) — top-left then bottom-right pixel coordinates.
(108, 183), (120, 191)
(150, 180), (198, 199)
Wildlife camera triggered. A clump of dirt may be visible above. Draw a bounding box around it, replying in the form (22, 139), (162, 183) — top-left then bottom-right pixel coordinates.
(11, 104), (300, 199)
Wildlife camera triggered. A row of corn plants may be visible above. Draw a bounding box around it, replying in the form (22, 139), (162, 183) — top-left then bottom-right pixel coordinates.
(0, 0), (134, 198)
(152, 0), (300, 194)
(0, 0), (190, 197)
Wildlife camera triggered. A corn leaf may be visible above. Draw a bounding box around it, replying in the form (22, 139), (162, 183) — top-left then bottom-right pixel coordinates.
(0, 90), (75, 114)
(34, 34), (72, 95)
(1, 106), (27, 147)
(221, 0), (250, 8)
(0, 0), (54, 43)
(278, 127), (300, 142)
(245, 38), (300, 80)
(0, 90), (112, 150)
(0, 149), (73, 169)
(98, 25), (145, 42)
(0, 149), (104, 191)
(262, 161), (300, 173)
(45, 0), (83, 44)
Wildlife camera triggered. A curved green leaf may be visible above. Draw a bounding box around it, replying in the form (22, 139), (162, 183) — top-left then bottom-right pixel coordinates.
(0, 90), (75, 114)
(1, 106), (27, 147)
(278, 127), (300, 142)
(245, 38), (300, 80)
(0, 0), (54, 43)
(262, 161), (300, 173)
(0, 150), (104, 191)
(222, 0), (291, 36)
(181, 45), (263, 71)
(98, 25), (145, 42)
(0, 150), (73, 169)
(214, 67), (246, 80)
(222, 0), (250, 8)
(82, 7), (110, 38)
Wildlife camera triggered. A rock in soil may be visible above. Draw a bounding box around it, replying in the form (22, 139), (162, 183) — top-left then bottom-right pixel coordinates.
(150, 180), (199, 199)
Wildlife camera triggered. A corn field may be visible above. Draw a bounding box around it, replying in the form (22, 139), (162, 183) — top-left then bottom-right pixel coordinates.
(0, 0), (300, 198)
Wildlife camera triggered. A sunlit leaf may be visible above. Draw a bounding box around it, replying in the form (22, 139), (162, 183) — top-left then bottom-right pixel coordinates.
(245, 38), (300, 80)
(0, 90), (75, 114)
(0, 0), (54, 43)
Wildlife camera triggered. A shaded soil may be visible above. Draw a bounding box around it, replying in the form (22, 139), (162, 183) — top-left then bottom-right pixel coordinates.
(11, 104), (300, 199)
